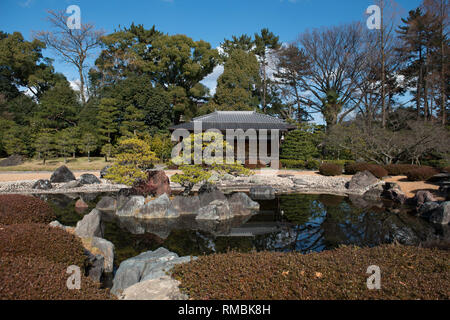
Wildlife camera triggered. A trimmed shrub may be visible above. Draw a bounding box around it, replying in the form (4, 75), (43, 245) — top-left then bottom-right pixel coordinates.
(0, 195), (56, 225)
(173, 244), (449, 300)
(0, 223), (86, 267)
(305, 159), (320, 170)
(384, 164), (420, 176)
(319, 163), (343, 176)
(323, 160), (355, 167)
(344, 163), (388, 178)
(406, 167), (439, 181)
(281, 159), (305, 169)
(0, 254), (111, 300)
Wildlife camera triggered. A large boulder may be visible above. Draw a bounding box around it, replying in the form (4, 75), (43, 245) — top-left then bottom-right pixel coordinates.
(74, 209), (103, 238)
(133, 170), (171, 197)
(32, 179), (52, 190)
(199, 189), (227, 207)
(417, 201), (441, 218)
(429, 202), (450, 225)
(96, 196), (117, 213)
(60, 180), (81, 189)
(196, 200), (232, 221)
(117, 196), (145, 217)
(413, 190), (436, 209)
(346, 171), (379, 191)
(79, 173), (101, 185)
(85, 252), (105, 283)
(90, 237), (115, 273)
(137, 194), (180, 219)
(249, 186), (275, 200)
(171, 195), (201, 215)
(228, 192), (260, 215)
(119, 276), (188, 300)
(111, 247), (194, 296)
(75, 199), (89, 213)
(50, 165), (76, 183)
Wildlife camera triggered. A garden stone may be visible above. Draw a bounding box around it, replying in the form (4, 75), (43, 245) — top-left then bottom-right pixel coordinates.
(111, 247), (191, 296)
(133, 170), (171, 196)
(429, 202), (450, 225)
(50, 165), (76, 183)
(196, 200), (232, 221)
(347, 171), (379, 191)
(0, 154), (23, 167)
(117, 188), (142, 209)
(417, 201), (440, 218)
(119, 276), (188, 300)
(171, 195), (201, 215)
(413, 191), (436, 208)
(381, 182), (407, 205)
(79, 173), (101, 185)
(117, 196), (145, 217)
(86, 252), (104, 283)
(249, 186), (275, 200)
(138, 194), (180, 219)
(32, 179), (52, 190)
(96, 196), (117, 212)
(74, 209), (103, 238)
(221, 173), (235, 181)
(199, 189), (227, 207)
(363, 184), (384, 200)
(75, 199), (88, 209)
(228, 192), (260, 215)
(60, 180), (81, 189)
(91, 237), (115, 273)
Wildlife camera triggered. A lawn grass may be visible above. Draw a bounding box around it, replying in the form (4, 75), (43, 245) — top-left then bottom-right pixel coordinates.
(0, 157), (112, 172)
(172, 244), (449, 300)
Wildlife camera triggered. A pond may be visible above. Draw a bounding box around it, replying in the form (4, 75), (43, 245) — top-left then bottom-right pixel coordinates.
(37, 192), (447, 269)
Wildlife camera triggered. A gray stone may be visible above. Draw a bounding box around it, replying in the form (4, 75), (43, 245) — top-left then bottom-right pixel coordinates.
(111, 247), (193, 296)
(381, 182), (407, 204)
(86, 253), (104, 282)
(60, 180), (81, 189)
(119, 276), (188, 300)
(49, 220), (69, 231)
(413, 190), (436, 208)
(347, 171), (379, 190)
(199, 189), (227, 207)
(171, 195), (201, 215)
(228, 192), (260, 215)
(363, 184), (384, 200)
(32, 179), (52, 190)
(96, 196), (117, 212)
(79, 174), (101, 185)
(196, 200), (232, 221)
(138, 194), (180, 219)
(221, 173), (235, 181)
(91, 237), (115, 273)
(50, 165), (76, 183)
(429, 202), (450, 225)
(74, 209), (103, 238)
(249, 186), (275, 200)
(418, 201), (440, 218)
(117, 196), (145, 217)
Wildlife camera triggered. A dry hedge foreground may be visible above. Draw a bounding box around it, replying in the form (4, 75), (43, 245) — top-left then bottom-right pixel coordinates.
(0, 194), (56, 225)
(172, 244), (449, 300)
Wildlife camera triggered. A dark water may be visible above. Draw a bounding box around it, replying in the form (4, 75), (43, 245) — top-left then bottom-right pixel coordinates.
(38, 192), (448, 268)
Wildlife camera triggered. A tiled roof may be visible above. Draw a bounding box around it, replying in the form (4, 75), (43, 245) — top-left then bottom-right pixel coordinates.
(169, 111), (296, 131)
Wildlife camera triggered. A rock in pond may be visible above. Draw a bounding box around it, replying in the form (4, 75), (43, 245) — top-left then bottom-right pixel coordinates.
(79, 173), (101, 185)
(32, 179), (52, 190)
(117, 196), (145, 217)
(171, 195), (201, 215)
(199, 189), (227, 207)
(429, 202), (450, 225)
(50, 165), (76, 183)
(381, 182), (407, 205)
(228, 192), (260, 215)
(96, 196), (117, 212)
(346, 171), (379, 191)
(89, 236), (115, 273)
(196, 200), (232, 221)
(111, 247), (194, 296)
(74, 209), (103, 238)
(138, 194), (180, 219)
(133, 170), (171, 196)
(249, 186), (275, 200)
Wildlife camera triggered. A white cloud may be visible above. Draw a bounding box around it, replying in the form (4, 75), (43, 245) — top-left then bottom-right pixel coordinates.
(200, 65), (224, 95)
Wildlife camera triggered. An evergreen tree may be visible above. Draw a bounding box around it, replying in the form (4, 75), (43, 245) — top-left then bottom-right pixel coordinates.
(97, 98), (119, 144)
(120, 104), (146, 136)
(79, 133), (97, 162)
(34, 131), (55, 164)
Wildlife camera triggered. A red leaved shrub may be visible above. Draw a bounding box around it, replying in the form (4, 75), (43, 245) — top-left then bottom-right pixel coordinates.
(319, 163), (343, 176)
(0, 223), (86, 267)
(345, 163), (388, 178)
(406, 167), (439, 181)
(0, 254), (111, 300)
(0, 194), (55, 225)
(384, 164), (420, 176)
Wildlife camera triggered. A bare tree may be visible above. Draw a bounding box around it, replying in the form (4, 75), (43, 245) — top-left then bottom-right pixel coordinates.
(34, 10), (104, 104)
(295, 23), (369, 129)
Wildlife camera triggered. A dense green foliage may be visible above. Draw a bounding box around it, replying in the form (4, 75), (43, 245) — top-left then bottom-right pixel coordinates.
(280, 124), (325, 161)
(319, 163), (343, 176)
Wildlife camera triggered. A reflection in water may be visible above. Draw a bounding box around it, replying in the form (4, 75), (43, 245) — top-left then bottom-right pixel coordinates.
(40, 192), (448, 267)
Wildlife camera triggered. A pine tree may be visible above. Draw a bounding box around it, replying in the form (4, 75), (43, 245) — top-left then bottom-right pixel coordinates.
(34, 131), (55, 164)
(79, 133), (97, 162)
(120, 104), (146, 136)
(97, 98), (119, 144)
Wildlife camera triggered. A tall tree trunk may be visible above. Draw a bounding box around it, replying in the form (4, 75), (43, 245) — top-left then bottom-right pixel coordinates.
(78, 66), (86, 105)
(380, 1), (386, 128)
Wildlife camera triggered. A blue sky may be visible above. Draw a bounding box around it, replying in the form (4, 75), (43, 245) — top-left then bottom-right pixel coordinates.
(1, 0), (421, 122)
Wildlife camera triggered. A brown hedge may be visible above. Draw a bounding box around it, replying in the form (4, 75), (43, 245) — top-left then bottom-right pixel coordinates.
(0, 194), (56, 225)
(0, 254), (111, 300)
(406, 167), (439, 181)
(384, 164), (420, 176)
(0, 223), (86, 267)
(319, 163), (343, 176)
(345, 163), (388, 178)
(172, 244), (449, 300)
